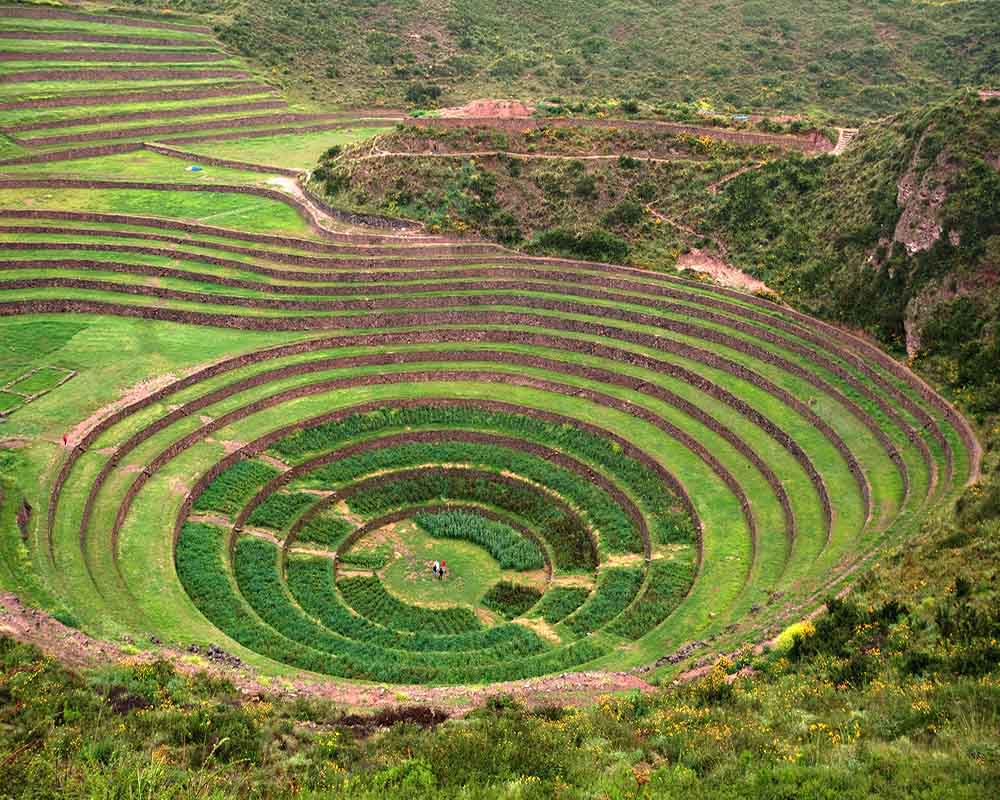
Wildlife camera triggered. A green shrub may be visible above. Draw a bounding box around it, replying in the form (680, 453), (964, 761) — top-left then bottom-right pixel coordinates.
(529, 226), (630, 262)
(532, 586), (590, 623)
(608, 559), (694, 639)
(246, 492), (316, 532)
(338, 575), (482, 634)
(296, 512), (353, 548)
(563, 567), (644, 635)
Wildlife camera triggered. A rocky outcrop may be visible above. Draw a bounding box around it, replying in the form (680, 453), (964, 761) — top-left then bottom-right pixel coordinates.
(893, 129), (958, 256)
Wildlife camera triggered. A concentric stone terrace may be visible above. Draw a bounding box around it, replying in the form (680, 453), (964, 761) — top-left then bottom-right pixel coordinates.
(0, 10), (978, 682)
(0, 173), (977, 684)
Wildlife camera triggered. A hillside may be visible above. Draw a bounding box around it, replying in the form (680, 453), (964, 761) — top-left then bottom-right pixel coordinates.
(318, 92), (1000, 411)
(309, 120), (791, 269)
(709, 91), (1000, 412)
(119, 0), (1000, 118)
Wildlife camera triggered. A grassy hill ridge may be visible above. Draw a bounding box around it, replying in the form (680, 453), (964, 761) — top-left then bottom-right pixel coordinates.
(104, 0), (1000, 118)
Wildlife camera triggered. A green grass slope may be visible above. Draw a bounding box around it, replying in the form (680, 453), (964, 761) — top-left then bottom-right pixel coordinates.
(119, 0), (1000, 118)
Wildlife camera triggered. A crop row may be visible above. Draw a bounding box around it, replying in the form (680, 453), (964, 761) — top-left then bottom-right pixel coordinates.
(296, 513), (352, 548)
(193, 459), (278, 517)
(245, 491), (315, 533)
(607, 559), (695, 640)
(0, 6), (212, 33)
(286, 555), (548, 655)
(15, 112), (353, 148)
(0, 82), (272, 112)
(230, 535), (553, 680)
(0, 49), (229, 63)
(562, 567), (645, 637)
(0, 30), (218, 47)
(337, 575), (481, 635)
(0, 67), (249, 84)
(6, 99), (287, 133)
(277, 435), (643, 554)
(341, 468), (598, 570)
(271, 403), (691, 547)
(413, 509), (544, 571)
(224, 532), (613, 682)
(532, 586), (591, 624)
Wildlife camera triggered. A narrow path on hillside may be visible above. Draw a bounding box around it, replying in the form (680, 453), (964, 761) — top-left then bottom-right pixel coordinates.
(356, 148), (706, 164)
(708, 162), (766, 193)
(832, 127), (860, 156)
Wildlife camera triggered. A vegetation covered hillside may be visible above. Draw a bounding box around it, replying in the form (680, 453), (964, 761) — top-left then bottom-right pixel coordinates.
(310, 121), (782, 267)
(124, 0), (998, 117)
(710, 91), (1000, 412)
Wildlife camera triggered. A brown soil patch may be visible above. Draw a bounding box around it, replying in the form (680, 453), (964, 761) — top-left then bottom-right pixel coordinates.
(475, 607), (500, 625)
(188, 513), (233, 528)
(361, 521), (410, 558)
(258, 453), (290, 472)
(677, 249), (769, 294)
(215, 439), (248, 455)
(514, 617), (561, 644)
(66, 373), (177, 445)
(438, 99), (534, 119)
(602, 553), (646, 568)
(551, 574), (596, 588)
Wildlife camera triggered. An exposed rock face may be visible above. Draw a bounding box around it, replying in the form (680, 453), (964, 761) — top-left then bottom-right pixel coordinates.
(893, 130), (956, 256)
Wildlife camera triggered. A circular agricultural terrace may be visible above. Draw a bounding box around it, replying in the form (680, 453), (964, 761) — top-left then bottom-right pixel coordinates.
(1, 179), (978, 686)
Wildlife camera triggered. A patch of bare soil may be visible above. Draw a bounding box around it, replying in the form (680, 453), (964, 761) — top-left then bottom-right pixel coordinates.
(551, 574), (595, 588)
(66, 373), (177, 445)
(257, 453), (289, 471)
(602, 553), (645, 568)
(677, 249), (769, 294)
(515, 616), (561, 644)
(438, 99), (534, 118)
